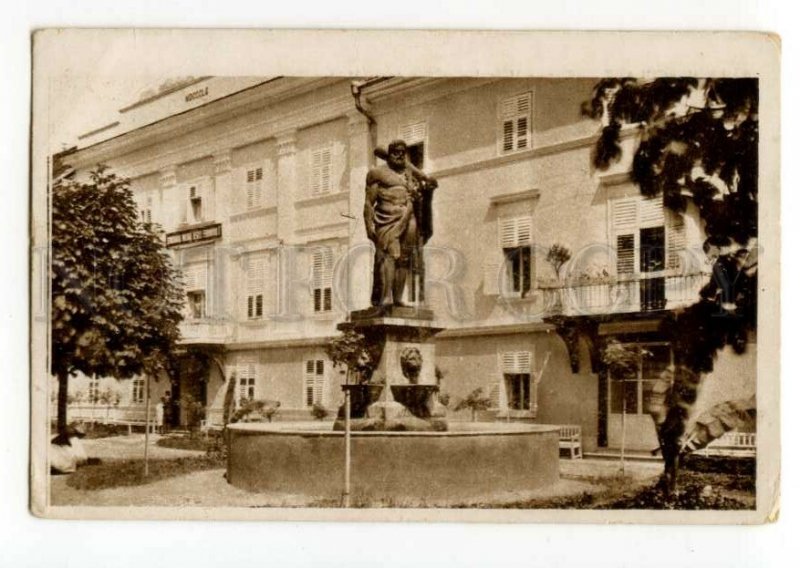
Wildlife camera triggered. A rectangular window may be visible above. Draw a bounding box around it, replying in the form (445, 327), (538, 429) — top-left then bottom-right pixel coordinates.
(183, 264), (207, 319)
(311, 248), (333, 313)
(237, 364), (257, 406)
(611, 196), (671, 311)
(310, 147), (333, 196)
(246, 255), (266, 320)
(504, 247), (532, 297)
(498, 216), (533, 297)
(500, 351), (532, 411)
(400, 121), (427, 169)
(499, 92), (532, 154)
(189, 185), (203, 223)
(131, 378), (145, 404)
(304, 360), (325, 407)
(187, 290), (206, 319)
(246, 167), (263, 210)
(609, 344), (671, 415)
(140, 195), (153, 224)
(88, 377), (100, 405)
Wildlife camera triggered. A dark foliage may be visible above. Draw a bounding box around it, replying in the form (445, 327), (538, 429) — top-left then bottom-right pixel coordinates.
(51, 165), (185, 433)
(584, 78), (759, 494)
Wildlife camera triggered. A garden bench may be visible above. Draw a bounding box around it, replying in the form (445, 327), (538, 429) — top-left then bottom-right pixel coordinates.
(559, 425), (583, 459)
(695, 431), (756, 458)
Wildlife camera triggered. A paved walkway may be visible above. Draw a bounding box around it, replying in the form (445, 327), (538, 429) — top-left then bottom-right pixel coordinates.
(560, 457), (663, 481)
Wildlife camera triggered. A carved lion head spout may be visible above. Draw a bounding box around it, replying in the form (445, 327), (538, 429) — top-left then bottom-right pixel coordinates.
(400, 347), (423, 384)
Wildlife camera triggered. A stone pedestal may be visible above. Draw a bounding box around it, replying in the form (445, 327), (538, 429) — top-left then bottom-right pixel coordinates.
(333, 306), (447, 431)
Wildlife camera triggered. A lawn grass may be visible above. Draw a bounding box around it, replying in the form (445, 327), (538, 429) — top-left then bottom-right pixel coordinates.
(65, 456), (224, 491)
(498, 470), (754, 510)
(156, 433), (221, 452)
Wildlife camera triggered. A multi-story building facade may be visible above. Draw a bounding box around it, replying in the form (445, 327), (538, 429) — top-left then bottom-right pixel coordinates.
(57, 76), (755, 452)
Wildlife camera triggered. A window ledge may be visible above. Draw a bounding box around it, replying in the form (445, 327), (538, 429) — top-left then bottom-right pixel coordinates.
(295, 191), (348, 208)
(309, 311), (338, 321)
(230, 206), (277, 222)
(490, 188), (540, 206)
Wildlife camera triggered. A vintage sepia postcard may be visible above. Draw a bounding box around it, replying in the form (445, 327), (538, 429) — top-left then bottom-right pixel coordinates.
(30, 30), (780, 523)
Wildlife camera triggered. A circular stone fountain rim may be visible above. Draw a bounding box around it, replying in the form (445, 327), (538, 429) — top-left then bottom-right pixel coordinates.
(227, 422), (559, 437)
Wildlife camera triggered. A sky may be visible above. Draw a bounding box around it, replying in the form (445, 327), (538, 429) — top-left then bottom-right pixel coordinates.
(48, 73), (169, 152)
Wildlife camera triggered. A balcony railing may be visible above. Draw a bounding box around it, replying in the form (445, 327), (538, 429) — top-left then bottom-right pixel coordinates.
(539, 272), (709, 317)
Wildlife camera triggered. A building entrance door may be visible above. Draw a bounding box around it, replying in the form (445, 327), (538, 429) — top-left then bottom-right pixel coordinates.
(606, 344), (671, 452)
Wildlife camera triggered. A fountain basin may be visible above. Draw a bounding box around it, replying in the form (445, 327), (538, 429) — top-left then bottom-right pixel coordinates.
(227, 421), (560, 504)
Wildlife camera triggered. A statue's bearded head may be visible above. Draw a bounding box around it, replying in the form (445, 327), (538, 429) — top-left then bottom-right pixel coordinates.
(387, 140), (407, 172)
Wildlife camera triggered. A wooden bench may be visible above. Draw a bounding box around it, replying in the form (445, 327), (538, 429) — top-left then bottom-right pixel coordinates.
(695, 431), (756, 458)
(559, 425), (583, 459)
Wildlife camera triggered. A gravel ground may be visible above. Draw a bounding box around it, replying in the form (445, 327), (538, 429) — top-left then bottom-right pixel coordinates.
(48, 435), (671, 508)
(50, 468), (604, 508)
(49, 437), (665, 509)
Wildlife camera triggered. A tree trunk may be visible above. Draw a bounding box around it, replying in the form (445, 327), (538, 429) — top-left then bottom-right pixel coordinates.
(656, 365), (702, 497)
(57, 370), (69, 435)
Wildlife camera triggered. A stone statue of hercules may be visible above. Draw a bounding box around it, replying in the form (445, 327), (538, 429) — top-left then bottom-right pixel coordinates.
(364, 140), (438, 309)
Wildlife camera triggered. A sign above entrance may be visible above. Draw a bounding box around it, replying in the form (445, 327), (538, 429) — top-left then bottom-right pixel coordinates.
(165, 223), (222, 247)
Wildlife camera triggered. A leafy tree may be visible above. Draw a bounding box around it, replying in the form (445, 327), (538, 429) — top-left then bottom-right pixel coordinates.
(325, 330), (377, 384)
(51, 165), (184, 435)
(545, 244), (572, 279)
(311, 402), (330, 421)
(454, 388), (492, 422)
(230, 399), (281, 424)
(584, 78), (758, 494)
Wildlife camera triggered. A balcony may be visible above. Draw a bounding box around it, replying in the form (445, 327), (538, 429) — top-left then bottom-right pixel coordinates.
(179, 319), (233, 345)
(539, 271), (709, 317)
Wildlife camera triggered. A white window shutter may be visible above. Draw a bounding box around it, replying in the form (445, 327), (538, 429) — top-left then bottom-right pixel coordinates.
(499, 92), (532, 153)
(666, 211), (686, 270)
(498, 216), (532, 248)
(499, 217), (518, 248)
(304, 360), (317, 407)
(502, 120), (515, 153)
(315, 360), (325, 406)
(247, 256), (266, 295)
(321, 149), (332, 194)
(487, 380), (501, 410)
(311, 248), (333, 288)
(245, 167), (264, 210)
(183, 267), (196, 291)
(246, 255), (266, 318)
(639, 196), (665, 228)
(400, 121), (427, 145)
(501, 351), (517, 374)
(516, 351), (532, 373)
(516, 217), (533, 246)
(311, 147), (332, 196)
(183, 264), (206, 292)
(612, 198), (638, 231)
(264, 254), (276, 316)
(616, 234), (636, 275)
